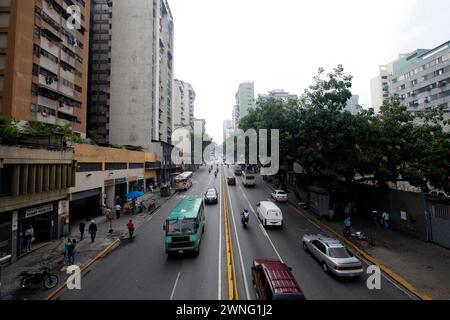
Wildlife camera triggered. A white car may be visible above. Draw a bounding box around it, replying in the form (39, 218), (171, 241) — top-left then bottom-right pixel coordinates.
(271, 190), (288, 202)
(256, 201), (283, 228)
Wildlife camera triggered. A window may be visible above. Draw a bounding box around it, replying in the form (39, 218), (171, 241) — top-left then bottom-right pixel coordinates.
(129, 163), (144, 169)
(77, 163), (103, 172)
(105, 163), (127, 171)
(32, 63), (39, 76)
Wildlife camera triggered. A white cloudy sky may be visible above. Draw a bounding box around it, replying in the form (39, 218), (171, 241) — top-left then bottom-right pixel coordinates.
(170, 0), (450, 143)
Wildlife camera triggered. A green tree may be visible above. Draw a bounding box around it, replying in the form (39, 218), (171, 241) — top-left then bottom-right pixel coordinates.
(0, 115), (21, 142)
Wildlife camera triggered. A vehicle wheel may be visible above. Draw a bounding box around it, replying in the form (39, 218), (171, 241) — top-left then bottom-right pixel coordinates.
(322, 262), (329, 273)
(202, 226), (205, 234)
(20, 277), (32, 289)
(264, 219), (267, 228)
(303, 242), (308, 252)
(43, 274), (59, 289)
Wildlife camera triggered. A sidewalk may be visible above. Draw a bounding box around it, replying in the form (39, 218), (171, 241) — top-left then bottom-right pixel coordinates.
(0, 190), (172, 300)
(268, 180), (450, 300)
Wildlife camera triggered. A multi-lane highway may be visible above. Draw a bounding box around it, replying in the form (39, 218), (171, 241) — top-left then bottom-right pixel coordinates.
(58, 165), (413, 300)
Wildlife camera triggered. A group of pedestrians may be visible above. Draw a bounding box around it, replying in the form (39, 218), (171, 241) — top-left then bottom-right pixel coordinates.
(371, 210), (390, 229)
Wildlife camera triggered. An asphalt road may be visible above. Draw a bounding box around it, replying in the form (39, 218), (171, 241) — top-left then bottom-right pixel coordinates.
(59, 166), (227, 300)
(58, 165), (413, 300)
(223, 166), (412, 300)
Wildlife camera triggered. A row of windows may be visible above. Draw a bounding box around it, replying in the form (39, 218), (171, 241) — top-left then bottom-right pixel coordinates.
(61, 77), (82, 93)
(393, 66), (449, 91)
(76, 162), (147, 172)
(392, 52), (450, 83)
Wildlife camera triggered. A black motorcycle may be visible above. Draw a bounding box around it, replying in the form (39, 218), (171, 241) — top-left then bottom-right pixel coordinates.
(241, 215), (249, 228)
(18, 262), (59, 290)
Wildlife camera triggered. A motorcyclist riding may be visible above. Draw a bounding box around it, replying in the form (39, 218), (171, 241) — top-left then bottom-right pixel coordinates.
(241, 209), (250, 227)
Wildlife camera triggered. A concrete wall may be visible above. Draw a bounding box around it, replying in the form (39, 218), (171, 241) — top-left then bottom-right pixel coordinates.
(109, 0), (155, 149)
(352, 184), (427, 240)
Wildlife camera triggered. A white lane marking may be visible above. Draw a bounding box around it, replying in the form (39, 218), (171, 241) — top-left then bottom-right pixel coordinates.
(218, 171), (222, 301)
(226, 181), (251, 300)
(170, 272), (181, 300)
(238, 184), (284, 263)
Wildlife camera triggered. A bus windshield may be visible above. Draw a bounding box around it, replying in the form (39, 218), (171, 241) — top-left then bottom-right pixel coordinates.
(166, 219), (198, 236)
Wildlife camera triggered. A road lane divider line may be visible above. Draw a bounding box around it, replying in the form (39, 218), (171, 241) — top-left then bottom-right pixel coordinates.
(226, 179), (251, 300)
(238, 184), (284, 263)
(221, 168), (239, 300)
(170, 272), (181, 300)
(262, 180), (431, 300)
(218, 171), (223, 301)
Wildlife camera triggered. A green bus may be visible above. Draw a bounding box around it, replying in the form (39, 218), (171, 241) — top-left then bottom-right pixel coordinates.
(164, 197), (206, 255)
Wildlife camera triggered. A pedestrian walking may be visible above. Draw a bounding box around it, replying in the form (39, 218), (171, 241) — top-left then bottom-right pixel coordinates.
(24, 225), (34, 253)
(127, 220), (135, 240)
(372, 210), (380, 228)
(343, 217), (352, 238)
(79, 221), (86, 240)
(114, 203), (122, 219)
(64, 238), (72, 265)
(344, 204), (351, 218)
(88, 220), (97, 243)
(68, 239), (77, 265)
(382, 211), (390, 229)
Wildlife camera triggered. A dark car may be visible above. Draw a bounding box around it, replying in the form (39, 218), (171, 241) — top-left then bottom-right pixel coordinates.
(234, 166), (243, 176)
(251, 259), (305, 301)
(227, 176), (236, 185)
(204, 188), (218, 204)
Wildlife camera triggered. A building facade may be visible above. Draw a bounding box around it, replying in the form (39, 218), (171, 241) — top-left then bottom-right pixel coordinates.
(173, 79), (195, 130)
(258, 89), (298, 104)
(0, 0), (91, 137)
(344, 95), (360, 115)
(108, 0), (176, 184)
(0, 139), (75, 261)
(69, 143), (157, 221)
(388, 41), (450, 131)
(86, 0), (112, 143)
(235, 81), (255, 124)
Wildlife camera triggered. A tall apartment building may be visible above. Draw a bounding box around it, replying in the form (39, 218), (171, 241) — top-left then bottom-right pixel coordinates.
(258, 89), (298, 103)
(232, 104), (239, 129)
(86, 0), (112, 143)
(173, 79), (195, 130)
(235, 81), (255, 123)
(108, 0), (175, 184)
(0, 0), (91, 137)
(344, 95), (360, 115)
(388, 40), (450, 131)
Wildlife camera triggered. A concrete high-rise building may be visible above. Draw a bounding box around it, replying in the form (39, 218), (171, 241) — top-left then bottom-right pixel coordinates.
(232, 105), (239, 129)
(344, 95), (360, 115)
(370, 54), (411, 112)
(235, 81), (255, 123)
(108, 0), (175, 184)
(0, 0), (91, 137)
(87, 0), (113, 143)
(173, 79), (195, 130)
(223, 119), (232, 142)
(258, 89), (298, 103)
(388, 40), (450, 131)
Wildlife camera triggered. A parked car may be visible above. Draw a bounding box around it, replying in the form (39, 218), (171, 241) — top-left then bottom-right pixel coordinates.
(251, 259), (305, 300)
(256, 201), (283, 228)
(302, 234), (364, 278)
(271, 190), (288, 202)
(227, 176), (236, 185)
(204, 188), (218, 204)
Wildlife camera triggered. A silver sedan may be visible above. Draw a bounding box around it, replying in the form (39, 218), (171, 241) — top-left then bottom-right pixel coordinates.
(302, 234), (364, 278)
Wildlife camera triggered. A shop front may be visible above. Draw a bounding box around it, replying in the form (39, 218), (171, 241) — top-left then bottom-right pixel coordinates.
(17, 202), (58, 256)
(0, 212), (12, 260)
(114, 178), (128, 205)
(70, 188), (102, 225)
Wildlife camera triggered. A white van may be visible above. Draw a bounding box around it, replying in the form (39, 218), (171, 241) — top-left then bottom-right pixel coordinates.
(256, 201), (283, 228)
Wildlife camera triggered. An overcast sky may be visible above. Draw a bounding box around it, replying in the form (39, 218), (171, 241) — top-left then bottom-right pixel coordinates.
(170, 0), (450, 143)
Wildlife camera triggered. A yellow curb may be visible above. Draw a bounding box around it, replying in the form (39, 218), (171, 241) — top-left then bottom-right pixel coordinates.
(45, 238), (121, 300)
(263, 181), (432, 300)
